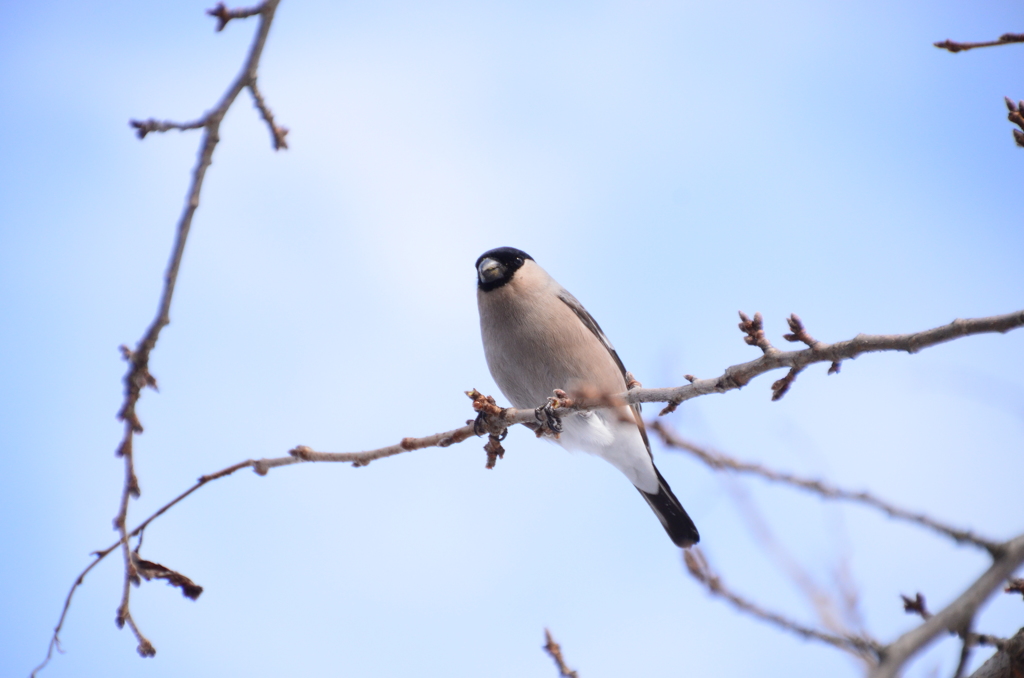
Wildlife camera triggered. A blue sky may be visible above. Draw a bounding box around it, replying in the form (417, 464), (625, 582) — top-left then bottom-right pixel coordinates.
(2, 1), (1022, 676)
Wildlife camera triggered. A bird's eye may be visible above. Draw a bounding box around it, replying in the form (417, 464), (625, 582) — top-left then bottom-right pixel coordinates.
(515, 257), (523, 265)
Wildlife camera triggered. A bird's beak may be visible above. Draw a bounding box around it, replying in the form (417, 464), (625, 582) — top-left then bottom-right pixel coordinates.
(478, 257), (504, 283)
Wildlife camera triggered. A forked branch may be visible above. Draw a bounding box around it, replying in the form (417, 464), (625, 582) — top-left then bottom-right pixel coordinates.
(684, 548), (882, 661)
(870, 535), (1024, 678)
(34, 2), (287, 674)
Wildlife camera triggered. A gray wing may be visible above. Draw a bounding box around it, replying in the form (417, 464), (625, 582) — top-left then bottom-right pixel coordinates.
(557, 291), (651, 455)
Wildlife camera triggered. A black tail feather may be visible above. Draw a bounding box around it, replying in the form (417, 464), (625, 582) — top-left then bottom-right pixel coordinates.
(637, 466), (699, 548)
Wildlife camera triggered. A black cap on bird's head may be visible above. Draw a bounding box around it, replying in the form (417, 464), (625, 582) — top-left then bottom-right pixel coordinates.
(475, 247), (533, 291)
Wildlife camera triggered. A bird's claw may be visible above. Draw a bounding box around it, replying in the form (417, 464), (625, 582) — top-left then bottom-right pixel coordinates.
(535, 402), (563, 435)
(473, 409), (509, 438)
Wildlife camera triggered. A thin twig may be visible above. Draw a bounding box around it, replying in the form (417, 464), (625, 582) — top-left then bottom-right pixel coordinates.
(30, 555), (105, 677)
(650, 422), (1003, 555)
(129, 118), (205, 138)
(718, 474), (865, 642)
(207, 1), (265, 31)
(37, 2), (287, 672)
(33, 417), (491, 676)
(543, 629), (579, 678)
(954, 632), (974, 678)
(683, 548), (881, 661)
(934, 34), (1024, 53)
(249, 79), (289, 149)
(833, 546), (868, 640)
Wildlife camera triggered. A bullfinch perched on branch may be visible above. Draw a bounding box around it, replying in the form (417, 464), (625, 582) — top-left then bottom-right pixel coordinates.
(475, 247), (699, 548)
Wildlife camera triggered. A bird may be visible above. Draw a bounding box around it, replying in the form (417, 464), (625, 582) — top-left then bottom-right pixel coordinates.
(475, 246), (699, 547)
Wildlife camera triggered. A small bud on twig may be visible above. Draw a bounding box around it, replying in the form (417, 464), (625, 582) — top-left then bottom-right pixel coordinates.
(901, 592), (931, 619)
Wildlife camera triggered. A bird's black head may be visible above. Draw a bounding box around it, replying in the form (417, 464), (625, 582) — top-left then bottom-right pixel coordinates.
(475, 247), (533, 291)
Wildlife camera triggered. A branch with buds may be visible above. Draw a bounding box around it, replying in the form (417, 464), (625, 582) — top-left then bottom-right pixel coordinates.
(30, 3), (288, 675)
(933, 30), (1024, 147)
(870, 535), (1024, 678)
(1005, 97), (1024, 148)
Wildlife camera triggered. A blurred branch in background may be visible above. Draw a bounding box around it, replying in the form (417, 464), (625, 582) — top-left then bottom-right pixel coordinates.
(650, 422), (1002, 554)
(32, 2), (286, 675)
(714, 471), (867, 640)
(654, 425), (1024, 678)
(683, 547), (881, 661)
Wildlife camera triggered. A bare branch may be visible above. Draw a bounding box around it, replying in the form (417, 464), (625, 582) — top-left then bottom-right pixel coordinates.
(249, 79), (289, 149)
(954, 631), (974, 678)
(543, 629), (579, 678)
(935, 34), (1024, 53)
(121, 615), (155, 658)
(650, 422), (1004, 555)
(207, 1), (265, 32)
(129, 118), (205, 139)
(967, 628), (1024, 678)
(870, 534), (1024, 678)
(30, 555), (106, 677)
(833, 551), (868, 640)
(899, 591), (1009, 670)
(683, 548), (881, 660)
(35, 411), (497, 674)
(127, 2), (286, 149)
(654, 310), (1024, 414)
(36, 1), (288, 672)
